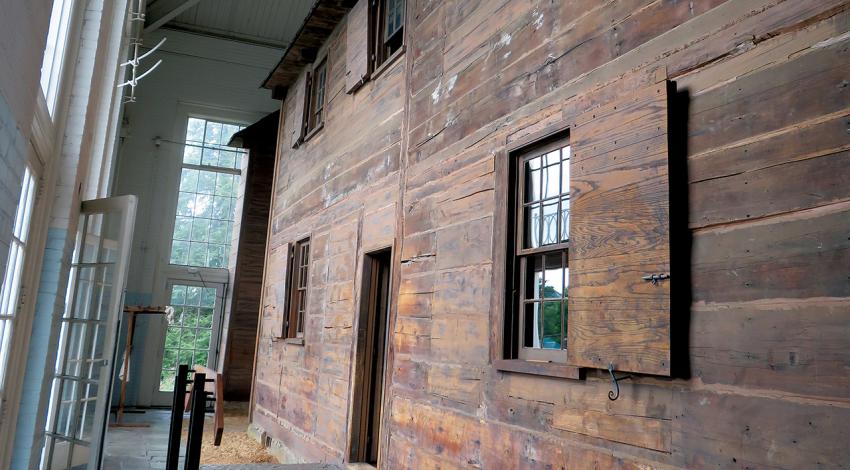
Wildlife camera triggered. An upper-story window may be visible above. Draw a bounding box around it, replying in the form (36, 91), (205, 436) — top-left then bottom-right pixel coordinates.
(40, 0), (76, 115)
(169, 117), (245, 269)
(304, 58), (327, 137)
(0, 167), (38, 394)
(510, 136), (571, 362)
(370, 0), (405, 71)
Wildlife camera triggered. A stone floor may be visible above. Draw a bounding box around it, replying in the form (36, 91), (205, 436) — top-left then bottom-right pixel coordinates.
(102, 409), (182, 470)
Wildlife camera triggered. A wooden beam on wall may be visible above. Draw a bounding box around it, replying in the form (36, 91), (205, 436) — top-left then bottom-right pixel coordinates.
(144, 0), (203, 34)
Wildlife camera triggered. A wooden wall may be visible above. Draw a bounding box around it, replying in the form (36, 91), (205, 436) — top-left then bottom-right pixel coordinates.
(221, 134), (276, 400)
(252, 12), (406, 463)
(253, 0), (850, 467)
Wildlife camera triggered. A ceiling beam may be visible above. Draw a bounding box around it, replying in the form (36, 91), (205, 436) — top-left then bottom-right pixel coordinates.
(144, 0), (203, 34)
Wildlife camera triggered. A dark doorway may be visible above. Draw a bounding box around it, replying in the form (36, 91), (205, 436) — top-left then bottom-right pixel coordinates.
(350, 249), (392, 466)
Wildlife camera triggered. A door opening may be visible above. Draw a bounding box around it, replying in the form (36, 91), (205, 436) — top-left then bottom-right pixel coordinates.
(350, 249), (392, 466)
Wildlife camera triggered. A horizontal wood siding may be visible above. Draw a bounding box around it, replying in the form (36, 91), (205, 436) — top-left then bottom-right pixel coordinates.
(252, 0), (850, 468)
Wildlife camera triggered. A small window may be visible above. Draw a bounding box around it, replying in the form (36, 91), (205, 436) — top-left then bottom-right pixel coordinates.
(169, 117), (246, 268)
(369, 0), (405, 72)
(0, 167), (38, 393)
(508, 136), (571, 362)
(40, 0), (77, 115)
(284, 238), (310, 339)
(304, 58), (327, 136)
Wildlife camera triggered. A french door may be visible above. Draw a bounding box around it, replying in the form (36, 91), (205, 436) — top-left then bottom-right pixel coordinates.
(41, 196), (136, 470)
(152, 280), (224, 406)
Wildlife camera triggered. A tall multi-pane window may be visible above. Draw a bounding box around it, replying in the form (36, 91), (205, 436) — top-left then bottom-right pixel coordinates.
(40, 0), (76, 114)
(169, 117), (245, 268)
(0, 168), (37, 393)
(511, 137), (571, 362)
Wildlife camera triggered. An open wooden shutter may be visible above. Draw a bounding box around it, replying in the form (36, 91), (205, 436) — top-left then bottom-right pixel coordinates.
(288, 72), (309, 149)
(567, 77), (671, 376)
(345, 0), (369, 93)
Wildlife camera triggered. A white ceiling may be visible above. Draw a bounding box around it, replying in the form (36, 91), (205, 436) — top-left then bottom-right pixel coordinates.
(145, 0), (315, 49)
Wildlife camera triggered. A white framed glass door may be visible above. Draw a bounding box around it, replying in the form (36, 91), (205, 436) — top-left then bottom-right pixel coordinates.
(153, 280), (224, 405)
(41, 195), (136, 470)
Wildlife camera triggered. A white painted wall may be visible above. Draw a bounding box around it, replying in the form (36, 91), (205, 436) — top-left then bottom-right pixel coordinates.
(110, 28), (280, 405)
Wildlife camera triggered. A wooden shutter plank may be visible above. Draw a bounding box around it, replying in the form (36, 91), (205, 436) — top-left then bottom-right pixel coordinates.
(287, 72), (308, 149)
(567, 79), (671, 376)
(346, 0), (369, 94)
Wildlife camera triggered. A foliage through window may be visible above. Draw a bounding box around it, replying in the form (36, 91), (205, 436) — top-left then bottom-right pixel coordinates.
(370, 0), (405, 71)
(169, 117), (245, 268)
(284, 238), (310, 339)
(0, 168), (37, 394)
(510, 137), (571, 362)
(159, 284), (216, 391)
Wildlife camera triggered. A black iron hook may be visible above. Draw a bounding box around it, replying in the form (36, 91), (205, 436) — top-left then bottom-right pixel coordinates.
(607, 363), (631, 401)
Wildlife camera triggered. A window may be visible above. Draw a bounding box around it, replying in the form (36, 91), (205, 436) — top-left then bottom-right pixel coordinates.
(369, 0), (405, 71)
(509, 137), (571, 362)
(40, 0), (76, 114)
(0, 168), (37, 394)
(169, 117), (246, 268)
(159, 283), (218, 391)
(284, 238), (310, 339)
(500, 80), (672, 378)
(304, 58), (327, 136)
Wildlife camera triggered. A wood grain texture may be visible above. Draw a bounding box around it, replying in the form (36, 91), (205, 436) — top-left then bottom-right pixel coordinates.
(250, 1), (850, 468)
(345, 0), (368, 93)
(568, 80), (671, 376)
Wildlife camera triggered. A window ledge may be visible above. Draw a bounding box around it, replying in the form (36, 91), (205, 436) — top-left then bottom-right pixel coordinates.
(370, 45), (406, 83)
(495, 359), (583, 380)
(283, 338), (305, 346)
(302, 121), (324, 144)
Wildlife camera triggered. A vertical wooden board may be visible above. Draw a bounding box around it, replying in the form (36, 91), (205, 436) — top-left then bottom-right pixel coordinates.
(345, 0), (369, 94)
(568, 80), (671, 376)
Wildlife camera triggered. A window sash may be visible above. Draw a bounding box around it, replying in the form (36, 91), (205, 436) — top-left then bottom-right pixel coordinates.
(511, 138), (570, 362)
(285, 239), (310, 339)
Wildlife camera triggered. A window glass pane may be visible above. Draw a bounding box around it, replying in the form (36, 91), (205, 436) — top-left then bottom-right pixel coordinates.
(182, 308), (198, 328)
(198, 308), (214, 328)
(208, 244), (226, 268)
(170, 241), (189, 265)
(186, 118), (206, 143)
(524, 204), (541, 249)
(525, 157), (541, 202)
(543, 254), (565, 299)
(543, 155), (560, 199)
(215, 173), (233, 197)
(560, 197), (570, 242)
(204, 121), (222, 145)
(188, 243), (207, 266)
(179, 169), (198, 192)
(202, 148), (220, 167)
(541, 200), (558, 245)
(183, 145), (201, 165)
(173, 216), (192, 241)
(190, 218), (210, 242)
(209, 221), (229, 244)
(212, 197), (231, 220)
(197, 171), (217, 195)
(176, 193), (194, 217)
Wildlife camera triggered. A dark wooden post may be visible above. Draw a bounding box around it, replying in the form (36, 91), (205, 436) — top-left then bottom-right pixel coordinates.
(184, 372), (206, 470)
(166, 364), (189, 470)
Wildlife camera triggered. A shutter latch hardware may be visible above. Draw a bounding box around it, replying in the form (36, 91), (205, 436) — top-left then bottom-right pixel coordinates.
(607, 363), (631, 401)
(642, 273), (670, 285)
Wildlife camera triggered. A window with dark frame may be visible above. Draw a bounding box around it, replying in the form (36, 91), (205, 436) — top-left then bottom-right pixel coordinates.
(285, 238), (310, 339)
(304, 58), (327, 137)
(509, 136), (571, 363)
(369, 0), (405, 72)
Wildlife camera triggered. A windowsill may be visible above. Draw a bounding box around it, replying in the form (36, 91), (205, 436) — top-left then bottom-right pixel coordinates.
(370, 45), (406, 83)
(495, 359), (583, 380)
(302, 121), (324, 144)
(283, 337), (305, 346)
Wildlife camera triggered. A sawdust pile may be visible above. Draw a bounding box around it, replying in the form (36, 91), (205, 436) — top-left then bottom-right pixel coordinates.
(185, 402), (275, 464)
